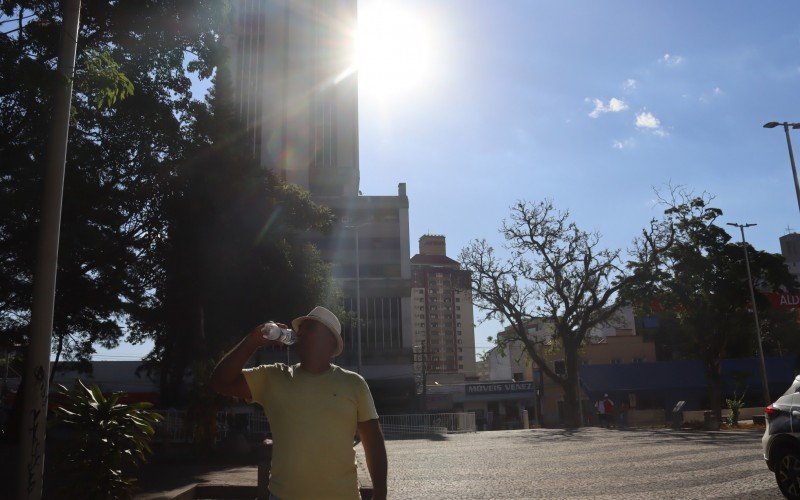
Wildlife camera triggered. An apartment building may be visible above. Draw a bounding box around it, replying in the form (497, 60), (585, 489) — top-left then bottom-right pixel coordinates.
(410, 235), (477, 379)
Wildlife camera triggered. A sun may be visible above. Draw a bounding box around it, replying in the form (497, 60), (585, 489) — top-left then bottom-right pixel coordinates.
(356, 1), (434, 99)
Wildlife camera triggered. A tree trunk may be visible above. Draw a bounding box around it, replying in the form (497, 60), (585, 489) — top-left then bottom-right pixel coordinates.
(49, 334), (64, 384)
(705, 358), (723, 422)
(562, 341), (582, 428)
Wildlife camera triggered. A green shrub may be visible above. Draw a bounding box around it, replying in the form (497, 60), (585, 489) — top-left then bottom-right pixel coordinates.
(54, 380), (163, 499)
(725, 391), (746, 426)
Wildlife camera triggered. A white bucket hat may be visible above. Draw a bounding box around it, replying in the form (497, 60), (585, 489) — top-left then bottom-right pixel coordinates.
(292, 306), (343, 357)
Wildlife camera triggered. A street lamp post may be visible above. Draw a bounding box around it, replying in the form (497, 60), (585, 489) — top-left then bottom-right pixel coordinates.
(18, 2), (81, 498)
(345, 222), (370, 374)
(763, 121), (800, 217)
(726, 222), (771, 406)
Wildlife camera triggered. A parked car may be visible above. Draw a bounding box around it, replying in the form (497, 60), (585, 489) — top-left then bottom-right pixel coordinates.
(763, 375), (800, 499)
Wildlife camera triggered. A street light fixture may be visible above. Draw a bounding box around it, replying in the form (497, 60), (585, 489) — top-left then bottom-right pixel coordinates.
(763, 121), (800, 217)
(726, 222), (771, 406)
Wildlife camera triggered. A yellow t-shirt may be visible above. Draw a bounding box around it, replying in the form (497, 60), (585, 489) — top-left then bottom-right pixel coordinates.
(242, 363), (379, 500)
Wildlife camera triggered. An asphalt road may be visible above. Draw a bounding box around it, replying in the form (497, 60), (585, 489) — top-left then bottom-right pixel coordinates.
(366, 427), (783, 499)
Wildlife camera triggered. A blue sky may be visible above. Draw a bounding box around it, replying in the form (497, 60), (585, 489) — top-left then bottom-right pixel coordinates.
(96, 0), (800, 361)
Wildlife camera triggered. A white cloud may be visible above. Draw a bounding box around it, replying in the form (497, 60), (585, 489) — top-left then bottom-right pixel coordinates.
(713, 86), (722, 95)
(635, 111), (668, 136)
(588, 97), (629, 118)
(635, 111), (660, 129)
(661, 53), (684, 66)
(623, 79), (637, 90)
(612, 138), (635, 149)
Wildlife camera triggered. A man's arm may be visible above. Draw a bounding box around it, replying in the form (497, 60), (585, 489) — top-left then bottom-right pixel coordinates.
(209, 324), (278, 399)
(357, 419), (387, 500)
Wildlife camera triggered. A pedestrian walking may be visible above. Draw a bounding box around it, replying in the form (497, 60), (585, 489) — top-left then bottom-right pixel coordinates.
(595, 398), (606, 427)
(602, 394), (615, 428)
(210, 306), (388, 500)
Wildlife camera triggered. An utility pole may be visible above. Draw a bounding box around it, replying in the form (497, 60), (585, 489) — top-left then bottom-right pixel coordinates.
(763, 121), (800, 217)
(726, 222), (771, 406)
(413, 342), (429, 412)
(17, 2), (81, 498)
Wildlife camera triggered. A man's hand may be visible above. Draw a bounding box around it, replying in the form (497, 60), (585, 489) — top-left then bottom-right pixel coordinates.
(248, 322), (289, 348)
(357, 419), (387, 500)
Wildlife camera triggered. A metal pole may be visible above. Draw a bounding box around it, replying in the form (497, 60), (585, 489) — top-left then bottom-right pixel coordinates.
(782, 123), (800, 217)
(577, 372), (584, 426)
(355, 227), (362, 374)
(421, 341), (427, 412)
(2, 348), (9, 395)
(734, 224), (771, 405)
(18, 1), (81, 498)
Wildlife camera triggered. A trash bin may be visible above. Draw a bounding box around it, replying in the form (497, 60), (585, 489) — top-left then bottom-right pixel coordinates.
(703, 410), (719, 431)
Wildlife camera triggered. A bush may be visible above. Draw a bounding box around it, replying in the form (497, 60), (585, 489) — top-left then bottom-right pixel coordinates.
(54, 380), (163, 499)
(725, 391), (746, 427)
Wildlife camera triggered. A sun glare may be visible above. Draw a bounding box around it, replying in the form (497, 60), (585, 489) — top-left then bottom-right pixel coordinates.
(356, 1), (434, 99)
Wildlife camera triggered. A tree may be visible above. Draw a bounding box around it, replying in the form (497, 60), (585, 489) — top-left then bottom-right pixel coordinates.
(627, 189), (799, 418)
(130, 41), (338, 406)
(0, 1), (221, 372)
(459, 200), (672, 427)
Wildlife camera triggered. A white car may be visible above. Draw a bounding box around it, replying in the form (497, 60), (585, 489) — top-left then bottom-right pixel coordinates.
(763, 374), (800, 499)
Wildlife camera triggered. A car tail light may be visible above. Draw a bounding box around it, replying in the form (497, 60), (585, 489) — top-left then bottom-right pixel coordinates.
(765, 404), (780, 420)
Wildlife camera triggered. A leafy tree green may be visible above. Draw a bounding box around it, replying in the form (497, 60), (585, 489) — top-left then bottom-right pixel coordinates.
(627, 188), (800, 418)
(54, 380), (163, 499)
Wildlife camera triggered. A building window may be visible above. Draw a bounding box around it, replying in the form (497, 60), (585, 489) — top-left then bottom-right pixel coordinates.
(455, 298), (460, 302)
(456, 306), (460, 310)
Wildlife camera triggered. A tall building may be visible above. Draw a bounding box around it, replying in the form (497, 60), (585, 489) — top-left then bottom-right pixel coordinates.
(229, 0), (359, 197)
(227, 0), (414, 411)
(780, 232), (800, 280)
(411, 235), (477, 378)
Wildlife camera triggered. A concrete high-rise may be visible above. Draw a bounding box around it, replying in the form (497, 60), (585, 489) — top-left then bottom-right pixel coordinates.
(780, 232), (800, 280)
(227, 0), (414, 411)
(411, 235), (477, 378)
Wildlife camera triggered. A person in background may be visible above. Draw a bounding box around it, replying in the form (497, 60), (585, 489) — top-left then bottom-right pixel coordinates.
(595, 398), (606, 427)
(602, 394), (615, 429)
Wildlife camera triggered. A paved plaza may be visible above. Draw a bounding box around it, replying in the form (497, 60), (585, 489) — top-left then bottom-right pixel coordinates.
(135, 426), (782, 498)
(360, 427), (782, 499)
